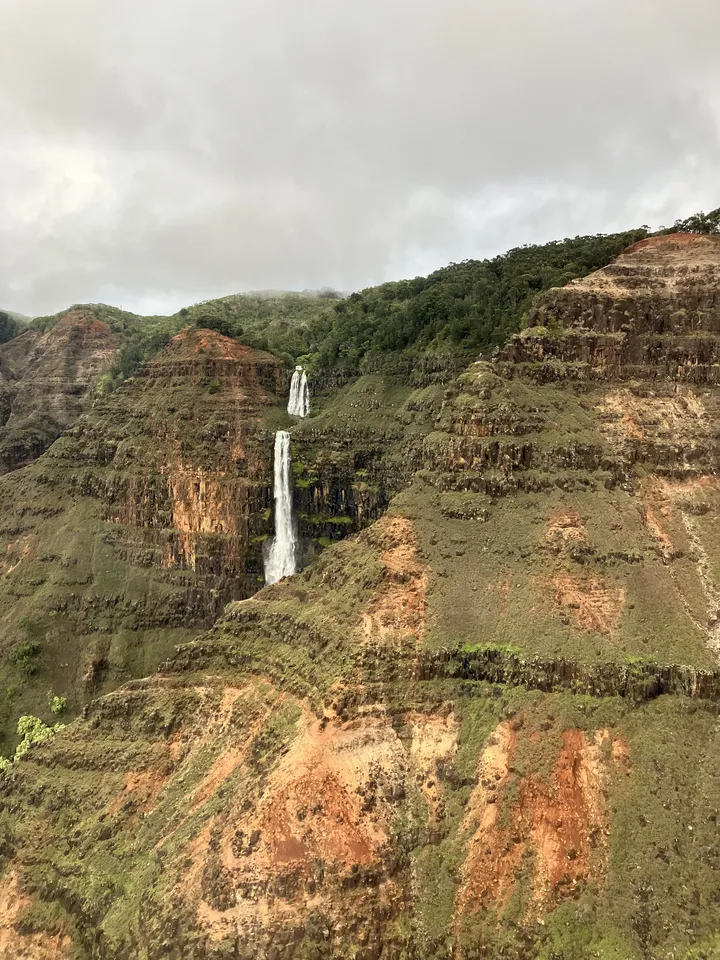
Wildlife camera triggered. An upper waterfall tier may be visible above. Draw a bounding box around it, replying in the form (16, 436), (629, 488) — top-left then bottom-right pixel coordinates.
(287, 366), (310, 417)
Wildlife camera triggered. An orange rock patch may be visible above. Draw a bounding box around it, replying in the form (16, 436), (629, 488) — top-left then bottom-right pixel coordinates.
(180, 708), (409, 942)
(457, 724), (610, 921)
(108, 769), (169, 816)
(456, 721), (518, 914)
(551, 574), (625, 635)
(543, 512), (589, 552)
(169, 327), (259, 361)
(406, 712), (458, 820)
(525, 729), (607, 906)
(358, 516), (428, 648)
(1, 534), (37, 577)
(0, 871), (70, 958)
(642, 475), (719, 558)
(162, 467), (249, 570)
(598, 387), (708, 445)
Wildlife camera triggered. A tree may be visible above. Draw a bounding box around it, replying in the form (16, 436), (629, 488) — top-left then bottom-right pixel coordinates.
(670, 207), (720, 235)
(0, 311), (21, 344)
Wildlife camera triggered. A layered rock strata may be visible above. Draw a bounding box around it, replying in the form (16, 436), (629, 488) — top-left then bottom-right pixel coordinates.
(2, 238), (720, 958)
(0, 310), (118, 473)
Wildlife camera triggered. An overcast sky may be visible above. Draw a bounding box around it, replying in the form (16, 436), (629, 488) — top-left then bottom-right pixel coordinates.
(1, 0), (719, 316)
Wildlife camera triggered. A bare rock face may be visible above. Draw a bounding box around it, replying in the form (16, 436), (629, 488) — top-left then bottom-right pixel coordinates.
(0, 310), (118, 473)
(503, 234), (720, 381)
(68, 327), (286, 612)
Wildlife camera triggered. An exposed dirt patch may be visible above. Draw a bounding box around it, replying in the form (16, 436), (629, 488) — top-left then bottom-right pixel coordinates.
(598, 387), (708, 445)
(642, 477), (720, 656)
(643, 481), (677, 560)
(189, 691), (269, 813)
(248, 712), (403, 869)
(551, 574), (625, 635)
(456, 725), (609, 921)
(185, 707), (409, 943)
(597, 391), (646, 440)
(543, 511), (589, 555)
(625, 233), (720, 256)
(86, 318), (111, 336)
(641, 475), (717, 555)
(108, 769), (168, 817)
(169, 327), (262, 361)
(358, 516), (428, 649)
(189, 747), (248, 813)
(406, 712), (458, 820)
(456, 721), (518, 914)
(1, 534), (37, 577)
(526, 729), (607, 907)
(0, 871), (70, 958)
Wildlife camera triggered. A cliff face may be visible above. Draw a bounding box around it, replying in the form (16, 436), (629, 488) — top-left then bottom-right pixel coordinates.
(504, 234), (720, 382)
(288, 374), (446, 558)
(69, 327), (286, 609)
(0, 310), (119, 473)
(1, 240), (720, 960)
(0, 329), (287, 749)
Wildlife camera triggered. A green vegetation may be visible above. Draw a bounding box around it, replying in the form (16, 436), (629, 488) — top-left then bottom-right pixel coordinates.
(660, 205), (720, 236)
(49, 694), (68, 715)
(9, 640), (41, 676)
(0, 714), (64, 775)
(3, 210), (716, 391)
(0, 310), (23, 343)
(31, 292), (342, 391)
(306, 230), (648, 374)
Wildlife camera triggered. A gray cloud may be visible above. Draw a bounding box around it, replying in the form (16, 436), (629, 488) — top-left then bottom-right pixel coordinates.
(1, 0), (719, 315)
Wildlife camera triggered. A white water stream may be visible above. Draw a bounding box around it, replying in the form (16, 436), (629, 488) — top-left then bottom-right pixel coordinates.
(264, 430), (299, 585)
(287, 366), (310, 418)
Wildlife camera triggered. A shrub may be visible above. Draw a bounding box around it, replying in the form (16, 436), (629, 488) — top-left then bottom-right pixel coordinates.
(0, 715), (65, 777)
(10, 641), (41, 676)
(49, 696), (67, 716)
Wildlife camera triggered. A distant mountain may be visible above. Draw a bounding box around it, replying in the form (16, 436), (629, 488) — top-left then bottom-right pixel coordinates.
(0, 309), (31, 323)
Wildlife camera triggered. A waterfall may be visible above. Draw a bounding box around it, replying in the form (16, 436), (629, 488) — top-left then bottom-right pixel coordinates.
(287, 366), (310, 418)
(264, 430), (299, 585)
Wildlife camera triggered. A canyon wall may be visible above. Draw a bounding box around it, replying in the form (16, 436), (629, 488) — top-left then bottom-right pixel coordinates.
(1, 237), (720, 958)
(0, 310), (119, 473)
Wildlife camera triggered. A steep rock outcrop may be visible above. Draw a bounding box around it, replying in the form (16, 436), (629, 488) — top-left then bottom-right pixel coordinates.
(0, 311), (118, 473)
(502, 234), (720, 383)
(0, 329), (286, 747)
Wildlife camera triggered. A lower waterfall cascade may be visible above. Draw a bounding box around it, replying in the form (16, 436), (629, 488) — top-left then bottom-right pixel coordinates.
(287, 366), (310, 417)
(264, 430), (300, 585)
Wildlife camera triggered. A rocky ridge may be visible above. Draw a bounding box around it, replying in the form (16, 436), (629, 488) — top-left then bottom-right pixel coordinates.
(505, 233), (720, 383)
